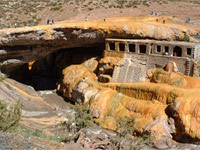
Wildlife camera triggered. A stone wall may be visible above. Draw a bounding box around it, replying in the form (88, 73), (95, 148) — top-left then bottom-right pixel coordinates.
(105, 50), (194, 82)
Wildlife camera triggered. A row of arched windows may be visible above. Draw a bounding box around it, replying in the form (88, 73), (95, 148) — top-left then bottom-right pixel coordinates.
(107, 42), (193, 58)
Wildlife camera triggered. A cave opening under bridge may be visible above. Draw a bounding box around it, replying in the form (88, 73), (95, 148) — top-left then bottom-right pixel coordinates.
(5, 44), (105, 91)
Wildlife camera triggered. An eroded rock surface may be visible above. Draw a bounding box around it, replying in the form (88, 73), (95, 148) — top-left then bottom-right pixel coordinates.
(0, 16), (200, 72)
(58, 57), (200, 147)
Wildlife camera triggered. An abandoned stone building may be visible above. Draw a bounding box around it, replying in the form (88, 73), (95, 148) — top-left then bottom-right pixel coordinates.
(101, 38), (200, 82)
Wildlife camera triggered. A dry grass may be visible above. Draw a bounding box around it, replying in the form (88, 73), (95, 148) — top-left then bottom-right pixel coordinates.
(0, 0), (200, 28)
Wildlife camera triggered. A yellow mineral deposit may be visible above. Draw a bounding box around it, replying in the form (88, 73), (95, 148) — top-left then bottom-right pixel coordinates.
(58, 61), (200, 143)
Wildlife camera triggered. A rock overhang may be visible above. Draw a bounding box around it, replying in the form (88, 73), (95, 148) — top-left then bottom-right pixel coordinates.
(0, 16), (200, 73)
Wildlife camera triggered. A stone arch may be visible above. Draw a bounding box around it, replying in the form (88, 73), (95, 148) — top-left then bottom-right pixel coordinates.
(173, 46), (182, 57)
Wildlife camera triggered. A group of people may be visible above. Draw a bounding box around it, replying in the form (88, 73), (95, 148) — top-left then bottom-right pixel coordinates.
(14, 22), (35, 28)
(162, 52), (177, 57)
(150, 11), (191, 24)
(47, 19), (54, 25)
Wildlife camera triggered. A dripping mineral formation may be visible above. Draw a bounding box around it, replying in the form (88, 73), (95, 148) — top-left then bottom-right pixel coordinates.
(1, 16), (200, 148)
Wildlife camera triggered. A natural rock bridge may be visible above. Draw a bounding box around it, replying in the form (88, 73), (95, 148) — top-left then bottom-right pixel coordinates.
(0, 16), (200, 147)
(0, 16), (199, 73)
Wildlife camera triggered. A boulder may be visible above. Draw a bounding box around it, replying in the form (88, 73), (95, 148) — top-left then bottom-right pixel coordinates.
(147, 68), (186, 86)
(58, 64), (174, 146)
(168, 92), (200, 143)
(58, 61), (200, 144)
(57, 64), (98, 103)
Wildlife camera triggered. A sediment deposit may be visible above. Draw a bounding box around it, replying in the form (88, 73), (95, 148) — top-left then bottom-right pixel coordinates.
(1, 16), (200, 148)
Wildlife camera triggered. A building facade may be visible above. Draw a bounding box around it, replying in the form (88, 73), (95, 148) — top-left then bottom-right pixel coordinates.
(103, 38), (200, 82)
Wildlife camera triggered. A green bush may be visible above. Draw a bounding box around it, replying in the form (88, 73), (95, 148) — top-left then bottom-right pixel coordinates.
(62, 103), (95, 133)
(122, 133), (154, 150)
(116, 116), (154, 149)
(0, 100), (22, 131)
(116, 116), (136, 137)
(151, 68), (163, 83)
(61, 103), (95, 142)
(0, 72), (7, 82)
(183, 32), (190, 42)
(15, 126), (66, 142)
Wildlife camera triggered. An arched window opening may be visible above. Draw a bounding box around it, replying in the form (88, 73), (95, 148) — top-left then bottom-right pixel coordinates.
(173, 46), (182, 57)
(119, 43), (125, 52)
(139, 45), (146, 54)
(187, 48), (192, 55)
(129, 44), (135, 52)
(157, 45), (161, 53)
(164, 46), (169, 53)
(109, 43), (115, 51)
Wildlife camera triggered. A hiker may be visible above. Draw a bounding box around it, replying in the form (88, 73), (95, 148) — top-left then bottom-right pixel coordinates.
(14, 23), (17, 28)
(162, 52), (168, 55)
(174, 52), (177, 56)
(150, 11), (154, 15)
(47, 19), (50, 25)
(186, 17), (191, 23)
(52, 19), (54, 24)
(103, 18), (106, 22)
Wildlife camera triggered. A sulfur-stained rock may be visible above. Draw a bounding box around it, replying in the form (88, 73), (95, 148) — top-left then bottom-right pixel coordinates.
(168, 92), (200, 143)
(164, 61), (179, 73)
(98, 57), (123, 75)
(58, 60), (200, 145)
(89, 88), (173, 143)
(0, 16), (199, 72)
(98, 74), (112, 83)
(82, 57), (99, 73)
(147, 68), (186, 86)
(57, 64), (98, 102)
(59, 64), (174, 146)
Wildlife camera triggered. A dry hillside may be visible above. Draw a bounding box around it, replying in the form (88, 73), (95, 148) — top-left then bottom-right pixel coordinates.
(1, 0), (200, 28)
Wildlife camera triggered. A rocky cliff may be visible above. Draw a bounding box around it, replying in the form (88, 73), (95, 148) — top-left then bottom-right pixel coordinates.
(0, 16), (199, 73)
(57, 57), (200, 148)
(1, 16), (200, 149)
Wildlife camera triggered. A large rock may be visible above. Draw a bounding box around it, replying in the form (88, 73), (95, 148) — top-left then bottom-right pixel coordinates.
(58, 62), (200, 145)
(57, 64), (98, 103)
(58, 64), (175, 147)
(0, 16), (199, 71)
(147, 68), (187, 86)
(168, 90), (200, 143)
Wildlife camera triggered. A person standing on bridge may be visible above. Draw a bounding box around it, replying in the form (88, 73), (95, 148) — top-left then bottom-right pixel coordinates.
(14, 23), (17, 28)
(174, 52), (177, 56)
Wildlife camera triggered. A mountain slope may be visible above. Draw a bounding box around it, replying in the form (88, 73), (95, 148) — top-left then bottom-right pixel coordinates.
(0, 0), (200, 28)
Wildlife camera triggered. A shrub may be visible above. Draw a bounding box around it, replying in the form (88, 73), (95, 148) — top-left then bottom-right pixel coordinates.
(0, 72), (7, 82)
(116, 116), (136, 137)
(116, 116), (154, 149)
(62, 103), (95, 133)
(88, 7), (94, 11)
(15, 126), (66, 142)
(151, 68), (163, 83)
(121, 133), (154, 150)
(61, 103), (95, 142)
(183, 32), (190, 42)
(0, 100), (22, 131)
